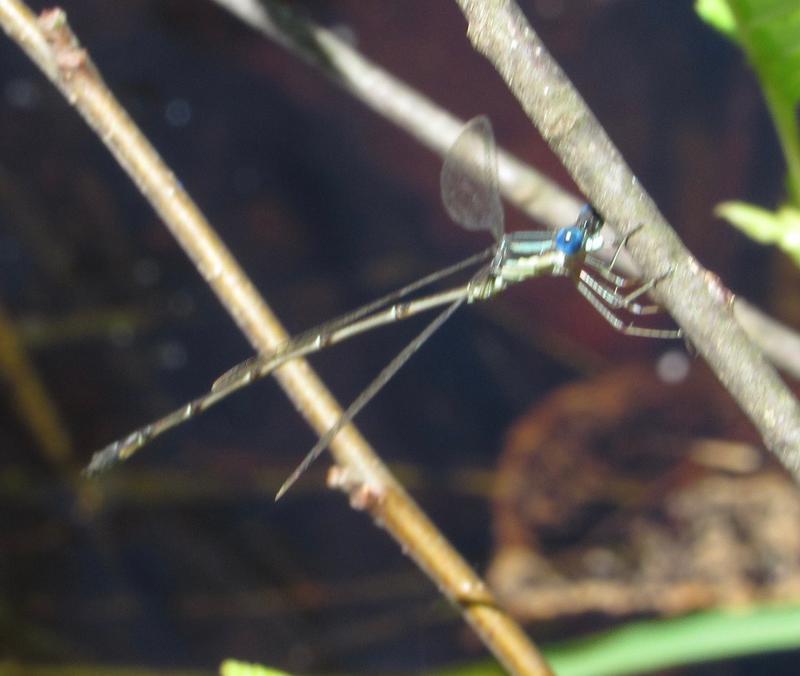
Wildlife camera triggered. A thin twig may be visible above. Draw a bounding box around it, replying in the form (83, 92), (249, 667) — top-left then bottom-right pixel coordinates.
(734, 300), (800, 380)
(0, 303), (72, 468)
(0, 2), (551, 673)
(452, 0), (800, 478)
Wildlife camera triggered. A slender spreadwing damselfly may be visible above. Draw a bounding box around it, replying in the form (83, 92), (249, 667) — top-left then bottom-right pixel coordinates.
(86, 116), (681, 497)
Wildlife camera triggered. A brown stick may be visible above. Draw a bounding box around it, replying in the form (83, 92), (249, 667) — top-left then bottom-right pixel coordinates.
(0, 2), (552, 672)
(452, 0), (800, 478)
(0, 303), (72, 468)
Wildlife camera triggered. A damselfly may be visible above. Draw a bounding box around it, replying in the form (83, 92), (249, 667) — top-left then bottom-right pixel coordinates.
(86, 116), (680, 497)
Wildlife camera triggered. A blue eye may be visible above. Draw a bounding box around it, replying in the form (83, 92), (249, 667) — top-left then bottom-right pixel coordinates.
(555, 226), (585, 255)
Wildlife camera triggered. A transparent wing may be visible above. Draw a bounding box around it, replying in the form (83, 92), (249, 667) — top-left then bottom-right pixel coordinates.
(440, 116), (505, 242)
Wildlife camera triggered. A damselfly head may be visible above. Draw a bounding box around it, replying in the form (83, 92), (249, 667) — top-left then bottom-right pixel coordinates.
(555, 203), (605, 256)
(555, 225), (587, 255)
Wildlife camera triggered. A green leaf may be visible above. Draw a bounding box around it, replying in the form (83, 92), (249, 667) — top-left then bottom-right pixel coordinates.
(219, 659), (291, 676)
(436, 604), (800, 676)
(695, 0), (800, 106)
(695, 0), (737, 37)
(717, 200), (800, 264)
(696, 0), (800, 203)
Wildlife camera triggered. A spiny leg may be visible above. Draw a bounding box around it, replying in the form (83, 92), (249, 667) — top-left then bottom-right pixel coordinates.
(608, 223), (645, 274)
(582, 223), (645, 288)
(578, 270), (661, 315)
(618, 265), (678, 306)
(575, 279), (682, 339)
(584, 255), (633, 287)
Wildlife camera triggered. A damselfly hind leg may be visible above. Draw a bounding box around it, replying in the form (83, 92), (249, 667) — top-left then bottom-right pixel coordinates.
(578, 270), (660, 316)
(576, 264), (682, 339)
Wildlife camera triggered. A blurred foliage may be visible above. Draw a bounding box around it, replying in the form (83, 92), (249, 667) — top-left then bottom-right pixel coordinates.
(695, 0), (800, 259)
(219, 659), (290, 676)
(437, 603), (800, 676)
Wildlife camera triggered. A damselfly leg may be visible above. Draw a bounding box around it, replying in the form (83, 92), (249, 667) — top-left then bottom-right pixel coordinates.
(575, 281), (680, 338)
(580, 220), (681, 335)
(578, 271), (661, 315)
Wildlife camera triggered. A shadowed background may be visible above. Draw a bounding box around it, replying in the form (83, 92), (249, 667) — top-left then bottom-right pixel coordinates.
(0, 0), (794, 673)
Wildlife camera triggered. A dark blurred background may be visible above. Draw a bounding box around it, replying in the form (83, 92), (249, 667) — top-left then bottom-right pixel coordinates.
(0, 0), (795, 673)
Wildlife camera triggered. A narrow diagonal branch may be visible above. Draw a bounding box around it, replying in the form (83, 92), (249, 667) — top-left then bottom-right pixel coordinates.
(451, 0), (800, 479)
(0, 1), (551, 672)
(0, 303), (72, 468)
